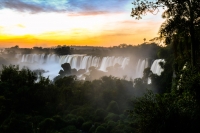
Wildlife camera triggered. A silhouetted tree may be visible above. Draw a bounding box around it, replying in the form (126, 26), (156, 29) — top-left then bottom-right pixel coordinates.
(54, 46), (71, 55)
(131, 0), (200, 67)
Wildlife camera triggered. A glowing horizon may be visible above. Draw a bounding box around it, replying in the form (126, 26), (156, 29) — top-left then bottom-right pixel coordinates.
(0, 0), (164, 48)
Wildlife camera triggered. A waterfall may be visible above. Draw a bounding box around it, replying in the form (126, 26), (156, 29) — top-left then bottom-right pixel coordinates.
(18, 54), (130, 71)
(135, 58), (164, 79)
(150, 59), (165, 76)
(135, 59), (141, 77)
(20, 54), (59, 64)
(99, 56), (129, 72)
(135, 58), (150, 78)
(15, 53), (165, 81)
(60, 55), (85, 70)
(46, 54), (59, 64)
(121, 57), (130, 69)
(59, 55), (102, 71)
(139, 60), (146, 77)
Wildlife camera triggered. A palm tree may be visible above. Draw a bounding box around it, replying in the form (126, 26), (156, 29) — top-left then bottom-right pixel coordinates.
(143, 38), (146, 43)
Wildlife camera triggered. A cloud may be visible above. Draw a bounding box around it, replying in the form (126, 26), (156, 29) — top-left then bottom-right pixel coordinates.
(67, 11), (109, 16)
(67, 0), (132, 13)
(0, 0), (132, 14)
(0, 0), (42, 13)
(0, 0), (67, 13)
(119, 20), (140, 24)
(16, 24), (25, 28)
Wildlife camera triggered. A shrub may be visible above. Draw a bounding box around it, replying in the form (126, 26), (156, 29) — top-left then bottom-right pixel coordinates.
(94, 108), (108, 122)
(81, 121), (93, 132)
(77, 116), (85, 128)
(106, 120), (117, 132)
(60, 125), (79, 133)
(104, 113), (120, 122)
(95, 126), (107, 133)
(106, 101), (119, 114)
(65, 114), (77, 125)
(39, 118), (55, 133)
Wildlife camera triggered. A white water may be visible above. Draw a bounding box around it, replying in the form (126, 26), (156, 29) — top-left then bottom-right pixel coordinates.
(135, 58), (165, 78)
(135, 58), (150, 78)
(15, 54), (130, 80)
(99, 56), (129, 71)
(150, 59), (165, 76)
(15, 54), (164, 82)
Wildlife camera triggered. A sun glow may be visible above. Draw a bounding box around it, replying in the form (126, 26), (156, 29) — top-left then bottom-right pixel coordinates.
(0, 9), (108, 36)
(0, 8), (164, 48)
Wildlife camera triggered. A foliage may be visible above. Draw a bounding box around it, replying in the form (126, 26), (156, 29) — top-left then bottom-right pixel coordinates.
(81, 121), (93, 132)
(129, 66), (200, 133)
(94, 108), (108, 122)
(95, 126), (107, 133)
(104, 113), (120, 122)
(54, 46), (71, 55)
(106, 100), (120, 114)
(131, 0), (200, 67)
(39, 118), (55, 133)
(0, 64), (179, 133)
(128, 2), (200, 132)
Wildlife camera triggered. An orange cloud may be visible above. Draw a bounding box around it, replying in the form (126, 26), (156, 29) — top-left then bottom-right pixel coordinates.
(0, 26), (160, 48)
(0, 10), (164, 48)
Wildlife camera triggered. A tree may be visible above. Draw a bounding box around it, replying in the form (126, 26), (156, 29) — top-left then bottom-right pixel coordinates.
(54, 45), (71, 55)
(131, 0), (200, 67)
(143, 38), (146, 43)
(128, 66), (200, 133)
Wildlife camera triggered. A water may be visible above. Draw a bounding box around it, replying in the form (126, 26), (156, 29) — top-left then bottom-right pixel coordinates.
(16, 54), (130, 80)
(15, 54), (164, 81)
(135, 58), (165, 78)
(150, 59), (165, 76)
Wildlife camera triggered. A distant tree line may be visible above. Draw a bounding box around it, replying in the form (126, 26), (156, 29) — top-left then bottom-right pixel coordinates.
(3, 45), (71, 55)
(3, 42), (161, 58)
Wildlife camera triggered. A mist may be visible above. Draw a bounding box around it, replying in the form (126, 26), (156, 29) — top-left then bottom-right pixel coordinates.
(0, 43), (170, 133)
(0, 43), (164, 90)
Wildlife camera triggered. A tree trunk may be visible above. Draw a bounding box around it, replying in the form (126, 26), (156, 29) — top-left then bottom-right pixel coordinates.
(188, 0), (196, 67)
(190, 25), (196, 67)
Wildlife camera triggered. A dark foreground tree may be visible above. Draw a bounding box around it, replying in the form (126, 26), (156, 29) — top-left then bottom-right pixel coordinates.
(129, 66), (200, 133)
(131, 0), (200, 67)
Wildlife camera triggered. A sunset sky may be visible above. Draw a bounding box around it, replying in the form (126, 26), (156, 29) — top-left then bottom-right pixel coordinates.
(0, 0), (164, 48)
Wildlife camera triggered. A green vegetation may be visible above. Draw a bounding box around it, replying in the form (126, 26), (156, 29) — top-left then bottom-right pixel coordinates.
(0, 1), (200, 132)
(0, 65), (137, 133)
(129, 67), (200, 133)
(128, 0), (200, 133)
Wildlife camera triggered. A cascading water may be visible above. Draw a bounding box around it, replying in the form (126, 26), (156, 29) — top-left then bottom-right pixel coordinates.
(138, 60), (145, 77)
(20, 54), (59, 64)
(99, 56), (129, 72)
(150, 59), (165, 76)
(15, 54), (61, 80)
(135, 58), (164, 80)
(135, 58), (150, 78)
(147, 59), (165, 84)
(16, 53), (165, 81)
(59, 55), (102, 71)
(16, 54), (130, 79)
